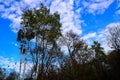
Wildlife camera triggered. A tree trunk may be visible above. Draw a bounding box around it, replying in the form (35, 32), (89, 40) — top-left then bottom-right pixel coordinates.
(36, 54), (40, 79)
(18, 49), (22, 80)
(22, 41), (30, 80)
(35, 36), (40, 79)
(18, 43), (24, 80)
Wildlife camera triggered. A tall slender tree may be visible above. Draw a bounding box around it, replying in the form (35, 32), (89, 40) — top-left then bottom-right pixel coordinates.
(17, 3), (62, 80)
(17, 29), (26, 80)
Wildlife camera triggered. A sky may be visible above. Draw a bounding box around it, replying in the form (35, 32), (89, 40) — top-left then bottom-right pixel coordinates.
(0, 0), (120, 71)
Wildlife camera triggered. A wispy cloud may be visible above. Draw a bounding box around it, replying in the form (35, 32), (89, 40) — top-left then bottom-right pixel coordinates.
(82, 32), (96, 40)
(49, 0), (83, 34)
(115, 0), (120, 15)
(0, 56), (32, 73)
(82, 0), (114, 15)
(0, 0), (22, 33)
(0, 0), (41, 33)
(0, 56), (19, 71)
(106, 22), (120, 29)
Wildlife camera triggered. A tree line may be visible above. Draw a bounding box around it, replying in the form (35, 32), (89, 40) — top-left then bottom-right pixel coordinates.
(0, 3), (120, 80)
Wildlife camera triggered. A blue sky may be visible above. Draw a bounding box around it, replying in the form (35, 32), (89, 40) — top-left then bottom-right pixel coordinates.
(0, 0), (120, 70)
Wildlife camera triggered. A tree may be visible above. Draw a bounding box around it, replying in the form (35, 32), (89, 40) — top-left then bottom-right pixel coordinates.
(107, 23), (120, 51)
(17, 26), (34, 80)
(91, 41), (107, 80)
(17, 3), (62, 80)
(60, 31), (84, 64)
(107, 23), (120, 80)
(92, 41), (106, 62)
(17, 29), (26, 80)
(0, 68), (6, 80)
(107, 47), (120, 80)
(6, 71), (19, 80)
(59, 31), (94, 80)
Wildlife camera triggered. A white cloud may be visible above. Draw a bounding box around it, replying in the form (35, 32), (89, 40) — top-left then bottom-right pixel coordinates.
(106, 22), (120, 29)
(49, 0), (83, 34)
(0, 1), (22, 33)
(0, 56), (32, 74)
(0, 56), (19, 71)
(82, 32), (96, 40)
(114, 0), (120, 15)
(0, 0), (42, 33)
(82, 0), (114, 15)
(115, 0), (120, 15)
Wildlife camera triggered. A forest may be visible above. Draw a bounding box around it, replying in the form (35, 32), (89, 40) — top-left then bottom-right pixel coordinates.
(0, 3), (120, 80)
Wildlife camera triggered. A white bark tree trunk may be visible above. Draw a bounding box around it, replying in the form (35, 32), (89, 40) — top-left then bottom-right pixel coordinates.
(18, 44), (24, 80)
(22, 41), (30, 80)
(18, 50), (22, 80)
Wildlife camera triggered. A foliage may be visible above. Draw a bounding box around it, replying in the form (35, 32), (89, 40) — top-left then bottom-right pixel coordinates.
(17, 3), (62, 80)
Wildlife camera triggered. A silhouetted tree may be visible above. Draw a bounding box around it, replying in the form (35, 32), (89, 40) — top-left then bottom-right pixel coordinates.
(107, 50), (120, 80)
(107, 23), (120, 80)
(0, 68), (6, 80)
(6, 71), (19, 80)
(58, 31), (95, 80)
(91, 41), (107, 80)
